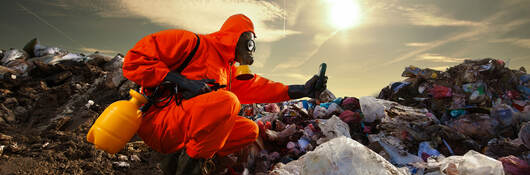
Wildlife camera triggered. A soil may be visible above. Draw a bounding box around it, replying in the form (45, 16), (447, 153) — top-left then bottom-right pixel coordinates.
(0, 56), (164, 175)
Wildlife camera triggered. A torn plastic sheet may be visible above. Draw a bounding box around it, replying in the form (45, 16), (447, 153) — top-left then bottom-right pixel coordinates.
(411, 150), (504, 175)
(271, 136), (410, 175)
(317, 115), (350, 144)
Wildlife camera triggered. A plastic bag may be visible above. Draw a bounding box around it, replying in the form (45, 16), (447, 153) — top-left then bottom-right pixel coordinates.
(6, 60), (30, 76)
(317, 116), (351, 144)
(417, 141), (441, 161)
(297, 138), (310, 152)
(339, 110), (362, 124)
(491, 104), (514, 127)
(478, 60), (494, 72)
(331, 97), (343, 105)
(416, 150), (504, 175)
(449, 114), (499, 139)
(34, 43), (65, 57)
(499, 155), (530, 175)
(430, 85), (452, 99)
(327, 103), (344, 115)
(265, 103), (280, 113)
(341, 97), (360, 111)
(271, 136), (409, 175)
(319, 102), (331, 109)
(359, 96), (386, 122)
(313, 106), (327, 118)
(391, 82), (411, 94)
(1, 49), (28, 65)
(442, 150), (504, 175)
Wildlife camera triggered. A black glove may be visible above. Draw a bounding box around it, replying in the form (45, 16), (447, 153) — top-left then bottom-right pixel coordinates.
(164, 72), (215, 99)
(288, 75), (327, 99)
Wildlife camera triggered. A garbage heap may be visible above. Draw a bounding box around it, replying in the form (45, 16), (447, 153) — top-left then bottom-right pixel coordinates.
(237, 59), (529, 174)
(0, 39), (165, 174)
(1, 38), (529, 175)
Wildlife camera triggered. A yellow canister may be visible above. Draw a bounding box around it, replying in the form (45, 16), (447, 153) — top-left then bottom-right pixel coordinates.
(235, 65), (254, 80)
(87, 89), (147, 154)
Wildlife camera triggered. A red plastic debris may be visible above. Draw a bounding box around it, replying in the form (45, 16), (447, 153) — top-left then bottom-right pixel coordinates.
(499, 155), (530, 175)
(430, 85), (452, 99)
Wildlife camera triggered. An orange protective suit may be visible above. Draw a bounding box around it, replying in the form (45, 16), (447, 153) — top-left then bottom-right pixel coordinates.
(122, 14), (291, 159)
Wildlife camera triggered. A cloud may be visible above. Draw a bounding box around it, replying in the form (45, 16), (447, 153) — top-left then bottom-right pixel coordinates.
(400, 6), (482, 27)
(260, 72), (310, 82)
(416, 53), (469, 63)
(252, 43), (272, 68)
(271, 31), (338, 72)
(101, 0), (300, 42)
(385, 26), (487, 65)
(429, 66), (450, 71)
(385, 10), (520, 65)
(405, 42), (430, 47)
(490, 38), (530, 48)
(365, 2), (482, 27)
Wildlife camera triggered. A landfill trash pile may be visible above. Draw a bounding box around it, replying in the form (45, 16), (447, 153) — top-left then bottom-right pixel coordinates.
(234, 59), (529, 174)
(1, 38), (529, 175)
(0, 39), (164, 174)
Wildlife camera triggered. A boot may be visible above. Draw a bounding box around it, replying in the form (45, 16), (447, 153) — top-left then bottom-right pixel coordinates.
(211, 155), (237, 174)
(160, 150), (183, 175)
(160, 149), (216, 175)
(175, 149), (215, 175)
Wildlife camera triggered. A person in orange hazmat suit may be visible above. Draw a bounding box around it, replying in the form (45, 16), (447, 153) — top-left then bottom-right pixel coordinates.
(122, 14), (327, 175)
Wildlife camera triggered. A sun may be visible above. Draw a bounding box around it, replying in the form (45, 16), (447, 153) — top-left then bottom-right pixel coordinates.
(327, 0), (362, 29)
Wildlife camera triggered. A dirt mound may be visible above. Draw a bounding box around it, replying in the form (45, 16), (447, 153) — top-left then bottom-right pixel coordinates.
(0, 40), (162, 174)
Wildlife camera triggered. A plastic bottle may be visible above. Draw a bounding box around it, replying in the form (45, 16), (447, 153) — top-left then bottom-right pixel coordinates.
(87, 89), (147, 154)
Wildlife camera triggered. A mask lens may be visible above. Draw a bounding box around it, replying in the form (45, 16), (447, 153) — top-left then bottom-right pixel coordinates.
(247, 40), (255, 51)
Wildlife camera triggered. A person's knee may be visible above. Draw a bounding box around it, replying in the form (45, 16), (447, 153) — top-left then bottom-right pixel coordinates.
(215, 90), (240, 115)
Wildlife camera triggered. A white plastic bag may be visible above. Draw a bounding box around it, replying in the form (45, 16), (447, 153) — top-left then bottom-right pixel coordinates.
(34, 43), (64, 57)
(327, 103), (344, 115)
(271, 136), (410, 175)
(1, 49), (27, 65)
(455, 151), (504, 175)
(317, 116), (350, 144)
(360, 96), (386, 122)
(415, 150), (504, 175)
(313, 106), (327, 119)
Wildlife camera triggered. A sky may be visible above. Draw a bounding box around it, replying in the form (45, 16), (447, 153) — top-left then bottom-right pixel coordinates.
(1, 0), (529, 97)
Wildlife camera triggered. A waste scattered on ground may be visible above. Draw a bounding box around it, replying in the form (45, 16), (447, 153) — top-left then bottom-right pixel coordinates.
(1, 39), (528, 174)
(235, 58), (528, 174)
(0, 39), (162, 174)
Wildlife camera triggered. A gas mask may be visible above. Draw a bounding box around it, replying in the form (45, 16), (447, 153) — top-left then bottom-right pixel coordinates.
(235, 32), (256, 80)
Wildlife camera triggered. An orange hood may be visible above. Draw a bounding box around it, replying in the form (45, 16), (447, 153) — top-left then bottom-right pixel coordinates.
(204, 14), (255, 63)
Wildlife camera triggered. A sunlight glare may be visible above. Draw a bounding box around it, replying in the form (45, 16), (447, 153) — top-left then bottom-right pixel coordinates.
(327, 0), (362, 29)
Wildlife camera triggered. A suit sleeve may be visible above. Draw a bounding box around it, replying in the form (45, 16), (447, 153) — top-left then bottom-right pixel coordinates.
(122, 30), (197, 87)
(230, 67), (291, 104)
